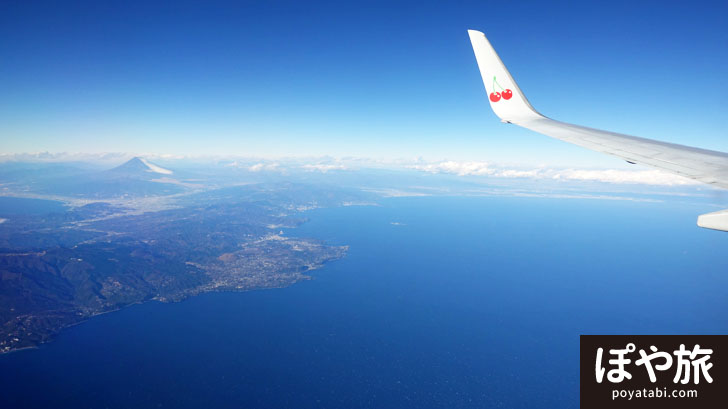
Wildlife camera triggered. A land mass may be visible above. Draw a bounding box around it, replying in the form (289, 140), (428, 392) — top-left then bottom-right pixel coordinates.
(0, 175), (361, 354)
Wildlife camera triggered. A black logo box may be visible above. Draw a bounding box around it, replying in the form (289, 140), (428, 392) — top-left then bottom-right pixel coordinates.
(580, 335), (727, 409)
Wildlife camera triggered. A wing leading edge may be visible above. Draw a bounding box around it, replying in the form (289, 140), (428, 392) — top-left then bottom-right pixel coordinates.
(467, 29), (728, 232)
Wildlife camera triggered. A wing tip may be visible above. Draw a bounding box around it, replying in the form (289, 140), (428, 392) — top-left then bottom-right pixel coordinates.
(467, 28), (541, 122)
(467, 29), (485, 40)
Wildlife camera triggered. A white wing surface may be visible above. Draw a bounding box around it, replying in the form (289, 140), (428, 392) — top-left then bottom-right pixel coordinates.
(467, 30), (728, 231)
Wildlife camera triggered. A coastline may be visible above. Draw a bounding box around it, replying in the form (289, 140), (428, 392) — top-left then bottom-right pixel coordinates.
(0, 250), (346, 356)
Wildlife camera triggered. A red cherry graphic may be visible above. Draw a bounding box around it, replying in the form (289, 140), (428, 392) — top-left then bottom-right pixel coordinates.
(491, 76), (512, 102)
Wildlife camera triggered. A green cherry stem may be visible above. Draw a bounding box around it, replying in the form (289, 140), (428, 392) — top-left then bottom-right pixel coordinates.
(493, 76), (504, 91)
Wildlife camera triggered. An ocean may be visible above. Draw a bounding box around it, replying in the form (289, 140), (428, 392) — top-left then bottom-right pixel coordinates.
(1, 195), (727, 408)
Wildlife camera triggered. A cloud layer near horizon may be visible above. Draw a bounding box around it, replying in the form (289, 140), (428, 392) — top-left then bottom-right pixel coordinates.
(410, 161), (699, 186)
(0, 152), (703, 187)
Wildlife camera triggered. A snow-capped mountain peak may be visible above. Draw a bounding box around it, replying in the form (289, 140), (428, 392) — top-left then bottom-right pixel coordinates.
(138, 157), (173, 175)
(109, 157), (174, 176)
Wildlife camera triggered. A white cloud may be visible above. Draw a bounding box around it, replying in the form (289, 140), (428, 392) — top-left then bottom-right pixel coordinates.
(412, 161), (495, 176)
(300, 163), (347, 173)
(552, 169), (698, 186)
(410, 161), (699, 186)
(248, 162), (281, 172)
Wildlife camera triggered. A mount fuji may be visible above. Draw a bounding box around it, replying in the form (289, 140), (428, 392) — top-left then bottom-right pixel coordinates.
(108, 157), (174, 178)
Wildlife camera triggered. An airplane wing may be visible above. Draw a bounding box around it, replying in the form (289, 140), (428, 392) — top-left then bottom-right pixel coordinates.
(467, 29), (728, 232)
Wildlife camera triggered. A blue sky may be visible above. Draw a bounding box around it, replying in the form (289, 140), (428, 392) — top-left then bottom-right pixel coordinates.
(1, 0), (726, 167)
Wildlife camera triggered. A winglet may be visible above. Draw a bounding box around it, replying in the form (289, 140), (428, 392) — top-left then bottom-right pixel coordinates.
(467, 30), (542, 123)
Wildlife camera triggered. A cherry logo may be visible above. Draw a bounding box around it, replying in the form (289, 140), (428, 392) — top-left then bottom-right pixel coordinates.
(490, 76), (511, 103)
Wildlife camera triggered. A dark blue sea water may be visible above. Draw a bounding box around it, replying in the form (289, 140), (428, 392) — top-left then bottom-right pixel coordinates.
(1, 196), (727, 408)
